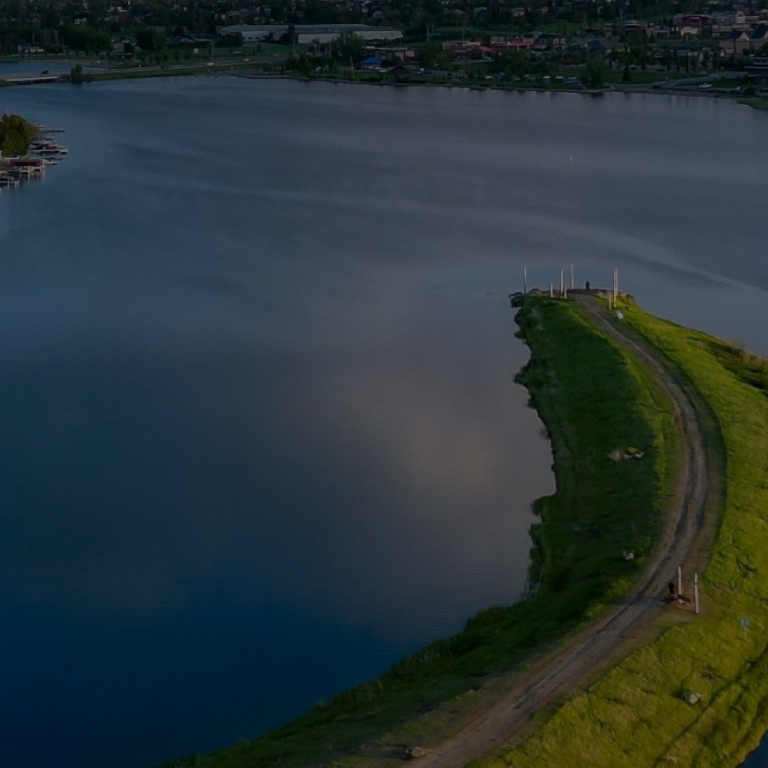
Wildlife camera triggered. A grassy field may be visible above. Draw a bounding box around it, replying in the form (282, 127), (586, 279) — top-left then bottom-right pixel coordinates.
(162, 297), (678, 768)
(473, 298), (768, 768)
(738, 96), (768, 110)
(80, 62), (276, 81)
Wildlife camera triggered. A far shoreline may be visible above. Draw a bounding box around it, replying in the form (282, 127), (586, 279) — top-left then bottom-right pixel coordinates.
(1, 56), (766, 110)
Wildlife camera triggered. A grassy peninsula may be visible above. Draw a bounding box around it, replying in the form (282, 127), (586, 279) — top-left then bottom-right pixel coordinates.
(165, 297), (679, 768)
(165, 295), (768, 768)
(475, 298), (768, 768)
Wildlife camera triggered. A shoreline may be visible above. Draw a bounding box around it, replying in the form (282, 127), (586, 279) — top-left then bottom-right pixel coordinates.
(1, 59), (765, 110)
(174, 294), (684, 768)
(281, 75), (767, 109)
(474, 297), (768, 768)
(171, 295), (768, 768)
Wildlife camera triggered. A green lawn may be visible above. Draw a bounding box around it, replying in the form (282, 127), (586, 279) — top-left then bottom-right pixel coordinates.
(82, 61), (278, 82)
(739, 96), (768, 110)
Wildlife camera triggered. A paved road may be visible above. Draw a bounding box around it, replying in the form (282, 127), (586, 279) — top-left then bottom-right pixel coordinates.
(414, 296), (713, 768)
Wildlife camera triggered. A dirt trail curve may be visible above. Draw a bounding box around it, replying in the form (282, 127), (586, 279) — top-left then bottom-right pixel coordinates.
(417, 296), (712, 768)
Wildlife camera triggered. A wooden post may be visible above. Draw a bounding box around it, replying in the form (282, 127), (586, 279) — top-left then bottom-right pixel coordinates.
(570, 263), (574, 290)
(694, 573), (699, 615)
(678, 565), (683, 597)
(563, 286), (568, 300)
(523, 265), (528, 294)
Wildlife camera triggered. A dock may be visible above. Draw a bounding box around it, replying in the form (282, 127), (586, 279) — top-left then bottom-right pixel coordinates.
(0, 74), (62, 86)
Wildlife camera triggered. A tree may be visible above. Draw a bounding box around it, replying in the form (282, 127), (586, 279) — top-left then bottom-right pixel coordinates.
(135, 27), (164, 52)
(279, 24), (296, 45)
(334, 32), (365, 63)
(585, 55), (605, 88)
(0, 113), (37, 156)
(70, 63), (85, 84)
(419, 42), (440, 69)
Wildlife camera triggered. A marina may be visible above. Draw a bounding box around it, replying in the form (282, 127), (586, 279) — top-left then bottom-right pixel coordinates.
(0, 130), (68, 192)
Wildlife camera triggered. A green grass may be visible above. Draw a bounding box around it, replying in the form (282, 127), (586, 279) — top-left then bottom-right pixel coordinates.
(474, 298), (768, 768)
(82, 62), (276, 82)
(163, 297), (678, 768)
(710, 77), (744, 89)
(739, 96), (768, 110)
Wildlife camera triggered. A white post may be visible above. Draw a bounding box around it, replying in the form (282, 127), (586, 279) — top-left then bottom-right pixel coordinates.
(678, 565), (683, 597)
(694, 573), (699, 615)
(550, 282), (554, 298)
(560, 267), (564, 296)
(523, 265), (528, 294)
(570, 263), (574, 290)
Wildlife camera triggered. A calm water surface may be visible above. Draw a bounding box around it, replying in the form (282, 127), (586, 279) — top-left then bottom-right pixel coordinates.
(0, 78), (767, 768)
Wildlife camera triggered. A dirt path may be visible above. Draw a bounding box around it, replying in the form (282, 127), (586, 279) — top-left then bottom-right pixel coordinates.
(413, 297), (713, 768)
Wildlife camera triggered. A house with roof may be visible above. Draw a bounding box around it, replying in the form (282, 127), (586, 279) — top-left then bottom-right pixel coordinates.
(747, 53), (768, 85)
(566, 38), (608, 62)
(750, 23), (768, 45)
(359, 56), (383, 70)
(721, 27), (753, 53)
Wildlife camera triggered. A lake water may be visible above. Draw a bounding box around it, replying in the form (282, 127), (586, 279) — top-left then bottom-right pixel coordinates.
(0, 76), (767, 768)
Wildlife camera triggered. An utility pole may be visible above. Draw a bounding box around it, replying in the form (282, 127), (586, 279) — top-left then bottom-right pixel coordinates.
(694, 573), (699, 614)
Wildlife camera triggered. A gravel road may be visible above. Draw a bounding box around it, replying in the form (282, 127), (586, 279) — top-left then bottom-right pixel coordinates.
(415, 296), (713, 768)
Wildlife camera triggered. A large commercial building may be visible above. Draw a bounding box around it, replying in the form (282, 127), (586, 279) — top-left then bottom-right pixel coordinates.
(221, 24), (403, 46)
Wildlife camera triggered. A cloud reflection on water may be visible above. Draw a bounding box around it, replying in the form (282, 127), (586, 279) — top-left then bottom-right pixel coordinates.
(0, 78), (766, 768)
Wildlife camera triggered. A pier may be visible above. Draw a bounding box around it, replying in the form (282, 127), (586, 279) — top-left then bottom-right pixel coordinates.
(0, 74), (62, 86)
(510, 266), (623, 307)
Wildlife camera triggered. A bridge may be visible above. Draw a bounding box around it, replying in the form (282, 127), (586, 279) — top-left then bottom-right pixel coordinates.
(0, 74), (62, 85)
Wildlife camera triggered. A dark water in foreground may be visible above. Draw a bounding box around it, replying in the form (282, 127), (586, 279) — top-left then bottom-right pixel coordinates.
(0, 77), (766, 768)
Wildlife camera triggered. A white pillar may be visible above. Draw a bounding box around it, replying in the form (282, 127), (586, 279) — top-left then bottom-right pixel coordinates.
(694, 573), (699, 615)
